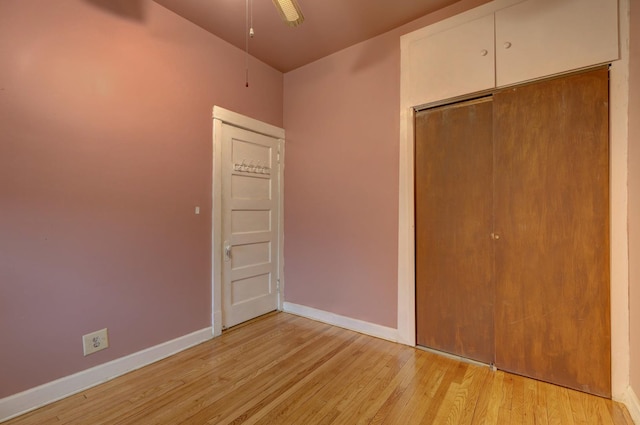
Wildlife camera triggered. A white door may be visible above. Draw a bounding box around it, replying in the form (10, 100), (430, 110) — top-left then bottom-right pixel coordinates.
(221, 124), (281, 328)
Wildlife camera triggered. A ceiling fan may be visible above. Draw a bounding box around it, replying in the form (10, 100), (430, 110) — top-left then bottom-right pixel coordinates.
(272, 0), (304, 27)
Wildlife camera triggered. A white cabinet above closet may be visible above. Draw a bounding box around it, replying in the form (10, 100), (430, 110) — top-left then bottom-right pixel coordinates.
(495, 0), (619, 86)
(402, 0), (619, 106)
(407, 15), (495, 107)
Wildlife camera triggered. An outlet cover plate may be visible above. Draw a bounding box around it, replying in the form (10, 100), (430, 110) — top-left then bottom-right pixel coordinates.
(82, 328), (109, 356)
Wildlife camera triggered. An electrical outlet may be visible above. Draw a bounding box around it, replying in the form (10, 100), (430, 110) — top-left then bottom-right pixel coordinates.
(82, 328), (109, 356)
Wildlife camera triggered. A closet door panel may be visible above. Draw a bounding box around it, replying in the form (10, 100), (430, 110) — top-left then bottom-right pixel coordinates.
(493, 68), (610, 397)
(415, 98), (495, 364)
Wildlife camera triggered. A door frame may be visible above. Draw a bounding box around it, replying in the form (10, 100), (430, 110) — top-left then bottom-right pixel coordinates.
(212, 106), (285, 336)
(398, 0), (630, 399)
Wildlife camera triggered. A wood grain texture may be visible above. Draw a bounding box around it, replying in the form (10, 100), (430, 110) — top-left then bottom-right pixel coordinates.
(4, 312), (630, 425)
(415, 97), (495, 364)
(493, 67), (611, 397)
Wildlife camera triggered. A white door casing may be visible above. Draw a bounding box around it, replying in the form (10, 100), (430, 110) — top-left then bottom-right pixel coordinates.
(212, 107), (285, 335)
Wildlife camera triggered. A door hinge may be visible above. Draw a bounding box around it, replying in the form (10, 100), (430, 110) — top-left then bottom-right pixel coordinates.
(277, 149), (281, 163)
(276, 278), (280, 291)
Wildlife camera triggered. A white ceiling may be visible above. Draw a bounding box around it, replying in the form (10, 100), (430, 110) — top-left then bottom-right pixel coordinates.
(153, 0), (463, 72)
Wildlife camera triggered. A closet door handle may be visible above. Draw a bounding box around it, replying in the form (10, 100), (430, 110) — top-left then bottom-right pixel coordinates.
(491, 233), (500, 240)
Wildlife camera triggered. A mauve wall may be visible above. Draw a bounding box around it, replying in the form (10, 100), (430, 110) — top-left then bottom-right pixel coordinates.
(282, 0), (490, 328)
(628, 0), (640, 400)
(0, 0), (282, 398)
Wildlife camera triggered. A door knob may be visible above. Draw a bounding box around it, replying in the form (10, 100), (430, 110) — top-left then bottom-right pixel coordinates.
(224, 242), (232, 261)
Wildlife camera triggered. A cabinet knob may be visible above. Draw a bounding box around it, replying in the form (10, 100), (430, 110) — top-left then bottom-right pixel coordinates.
(480, 49), (488, 56)
(491, 233), (500, 240)
(503, 42), (512, 49)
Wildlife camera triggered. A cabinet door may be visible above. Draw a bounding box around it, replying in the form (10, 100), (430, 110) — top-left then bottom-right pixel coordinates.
(415, 97), (495, 364)
(495, 0), (618, 87)
(407, 14), (495, 106)
(493, 68), (611, 397)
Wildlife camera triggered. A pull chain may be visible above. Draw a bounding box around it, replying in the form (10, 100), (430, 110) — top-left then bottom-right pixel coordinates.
(245, 0), (249, 87)
(245, 0), (254, 88)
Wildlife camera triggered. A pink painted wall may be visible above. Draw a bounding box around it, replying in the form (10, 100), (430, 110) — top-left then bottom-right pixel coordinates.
(282, 0), (490, 328)
(628, 0), (640, 399)
(0, 0), (282, 398)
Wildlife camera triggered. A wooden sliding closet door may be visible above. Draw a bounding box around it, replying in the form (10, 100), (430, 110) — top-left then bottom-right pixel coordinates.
(415, 98), (495, 364)
(493, 68), (611, 396)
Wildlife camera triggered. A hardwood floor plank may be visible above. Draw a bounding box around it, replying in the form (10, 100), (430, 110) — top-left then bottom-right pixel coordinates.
(523, 376), (538, 425)
(238, 339), (372, 424)
(439, 364), (483, 425)
(536, 380), (551, 425)
(509, 370), (525, 424)
(388, 354), (451, 423)
(324, 345), (415, 425)
(567, 387), (589, 425)
(3, 313), (633, 425)
(351, 349), (426, 425)
(595, 397), (618, 425)
(469, 369), (504, 425)
(421, 361), (469, 424)
(295, 338), (399, 425)
(456, 364), (492, 424)
(246, 335), (384, 425)
(496, 372), (514, 424)
(184, 327), (359, 424)
(556, 387), (576, 425)
(546, 382), (569, 425)
(483, 370), (505, 425)
(367, 349), (446, 424)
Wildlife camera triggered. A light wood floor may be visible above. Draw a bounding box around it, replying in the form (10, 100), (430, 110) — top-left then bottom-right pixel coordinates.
(4, 312), (634, 425)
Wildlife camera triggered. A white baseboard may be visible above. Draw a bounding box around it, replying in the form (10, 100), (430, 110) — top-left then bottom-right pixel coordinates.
(621, 386), (640, 424)
(0, 327), (213, 423)
(282, 302), (399, 343)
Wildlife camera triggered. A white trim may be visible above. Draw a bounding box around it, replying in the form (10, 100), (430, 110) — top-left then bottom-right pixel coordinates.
(396, 103), (416, 346)
(212, 106), (285, 140)
(212, 106), (285, 331)
(609, 0), (631, 400)
(0, 328), (213, 423)
(277, 140), (285, 310)
(212, 116), (224, 337)
(620, 386), (640, 424)
(398, 0), (630, 398)
(283, 302), (399, 343)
